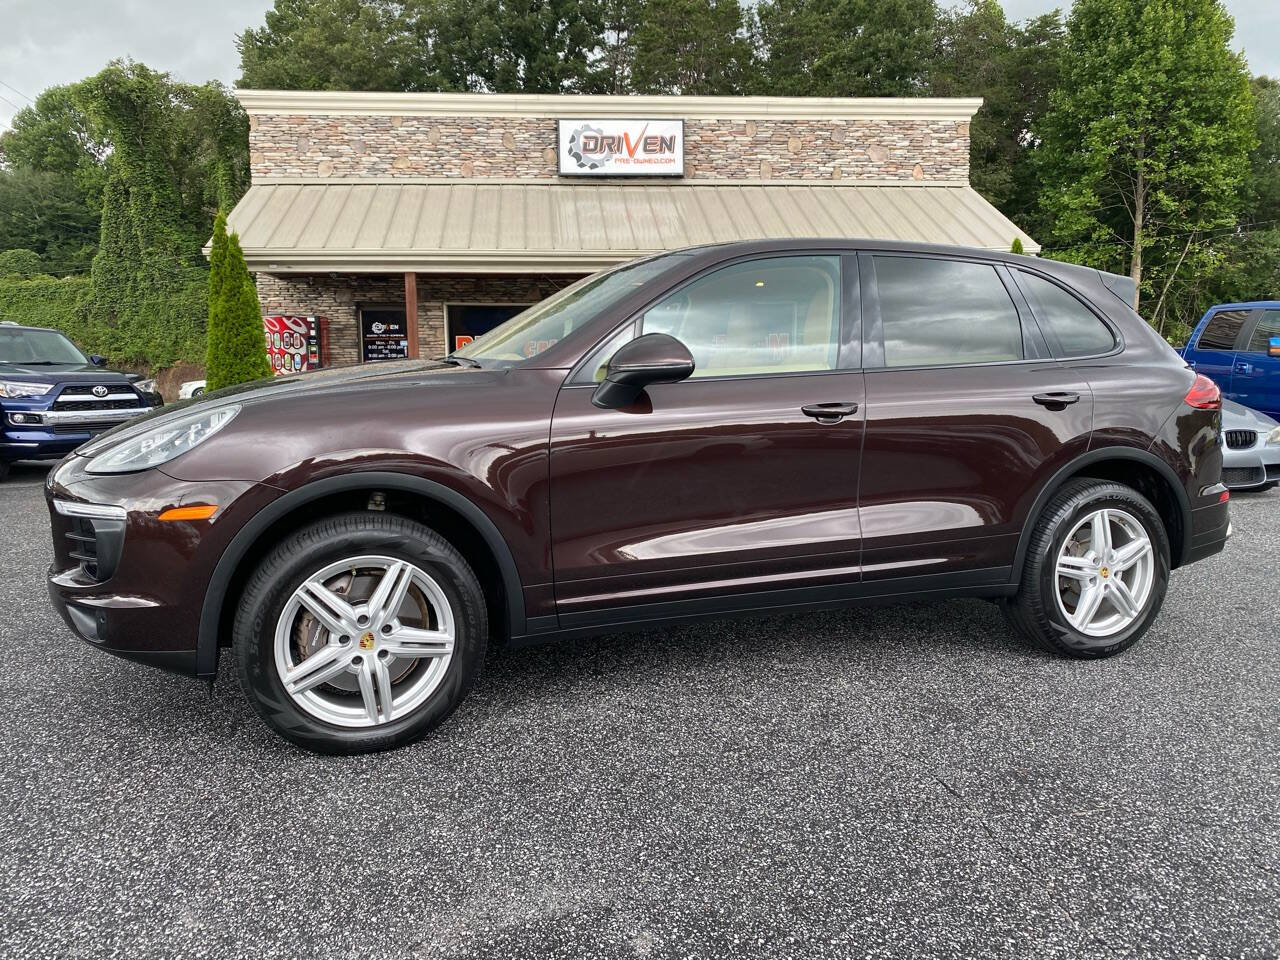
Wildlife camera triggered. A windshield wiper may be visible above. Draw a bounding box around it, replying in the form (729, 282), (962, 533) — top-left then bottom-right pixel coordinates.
(438, 355), (482, 368)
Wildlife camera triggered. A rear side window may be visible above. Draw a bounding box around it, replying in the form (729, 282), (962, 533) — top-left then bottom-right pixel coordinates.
(873, 256), (1022, 367)
(1245, 310), (1280, 353)
(1196, 309), (1251, 351)
(1015, 271), (1115, 357)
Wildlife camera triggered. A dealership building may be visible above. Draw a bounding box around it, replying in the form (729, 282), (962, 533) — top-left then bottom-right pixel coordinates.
(226, 90), (1038, 366)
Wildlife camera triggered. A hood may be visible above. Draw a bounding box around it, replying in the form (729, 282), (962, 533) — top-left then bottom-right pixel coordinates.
(191, 357), (473, 405)
(72, 358), (501, 454)
(1221, 399), (1279, 430)
(0, 361), (137, 383)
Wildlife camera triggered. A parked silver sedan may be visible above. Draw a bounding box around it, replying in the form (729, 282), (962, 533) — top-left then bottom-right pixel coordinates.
(1221, 399), (1280, 490)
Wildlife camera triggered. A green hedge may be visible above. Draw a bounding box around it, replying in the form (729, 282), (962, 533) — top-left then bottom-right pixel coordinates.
(0, 271), (207, 368)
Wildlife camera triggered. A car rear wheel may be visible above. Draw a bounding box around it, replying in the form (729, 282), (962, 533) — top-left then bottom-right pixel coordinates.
(233, 511), (487, 754)
(1005, 479), (1170, 659)
(0, 460), (9, 482)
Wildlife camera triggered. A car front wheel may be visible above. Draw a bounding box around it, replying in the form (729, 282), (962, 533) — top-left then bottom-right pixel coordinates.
(1005, 478), (1170, 659)
(233, 511), (487, 753)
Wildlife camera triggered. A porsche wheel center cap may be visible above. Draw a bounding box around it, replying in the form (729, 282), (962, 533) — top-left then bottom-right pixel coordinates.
(359, 631), (376, 650)
(1099, 566), (1110, 579)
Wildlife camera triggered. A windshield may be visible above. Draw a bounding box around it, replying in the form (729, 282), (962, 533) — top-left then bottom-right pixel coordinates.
(0, 327), (88, 365)
(452, 253), (690, 367)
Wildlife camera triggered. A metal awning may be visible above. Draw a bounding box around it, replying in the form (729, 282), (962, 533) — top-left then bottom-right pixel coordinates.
(224, 178), (1039, 274)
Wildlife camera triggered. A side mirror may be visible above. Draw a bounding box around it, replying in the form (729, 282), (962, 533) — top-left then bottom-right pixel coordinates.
(89, 354), (108, 367)
(591, 333), (695, 409)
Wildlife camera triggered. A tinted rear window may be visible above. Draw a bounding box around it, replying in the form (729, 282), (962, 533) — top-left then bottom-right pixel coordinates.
(1015, 271), (1115, 357)
(1196, 309), (1251, 351)
(1245, 310), (1280, 353)
(874, 256), (1022, 367)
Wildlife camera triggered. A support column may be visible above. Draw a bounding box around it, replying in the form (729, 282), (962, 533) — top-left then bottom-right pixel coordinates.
(404, 271), (419, 359)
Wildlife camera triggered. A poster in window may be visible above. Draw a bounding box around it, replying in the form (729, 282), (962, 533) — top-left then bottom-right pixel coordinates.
(360, 310), (409, 363)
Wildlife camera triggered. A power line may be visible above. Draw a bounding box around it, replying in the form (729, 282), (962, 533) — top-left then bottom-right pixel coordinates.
(0, 79), (34, 103)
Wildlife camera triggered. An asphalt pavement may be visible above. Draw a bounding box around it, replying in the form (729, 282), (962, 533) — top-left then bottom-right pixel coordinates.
(1, 459), (1277, 960)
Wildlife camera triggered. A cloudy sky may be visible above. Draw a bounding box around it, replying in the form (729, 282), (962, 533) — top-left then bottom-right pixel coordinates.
(0, 0), (1277, 131)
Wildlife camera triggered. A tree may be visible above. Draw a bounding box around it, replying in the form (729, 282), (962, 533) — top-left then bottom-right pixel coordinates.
(74, 61), (248, 366)
(632, 0), (755, 95)
(589, 0), (647, 93)
(0, 84), (109, 273)
(0, 168), (101, 273)
(431, 0), (606, 93)
(239, 0), (442, 91)
(1036, 0), (1255, 333)
(930, 1), (1065, 220)
(754, 0), (937, 97)
(1171, 75), (1280, 333)
(206, 225), (272, 391)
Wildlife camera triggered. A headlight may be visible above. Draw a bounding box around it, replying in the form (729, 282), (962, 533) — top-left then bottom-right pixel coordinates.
(1268, 426), (1280, 446)
(85, 405), (240, 474)
(133, 378), (157, 394)
(0, 380), (53, 398)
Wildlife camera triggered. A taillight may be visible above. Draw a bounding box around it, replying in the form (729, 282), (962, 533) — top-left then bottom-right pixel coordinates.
(1184, 374), (1221, 410)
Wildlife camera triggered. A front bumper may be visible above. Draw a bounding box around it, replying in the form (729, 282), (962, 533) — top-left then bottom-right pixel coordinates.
(3, 404), (155, 460)
(1220, 435), (1280, 489)
(45, 459), (282, 677)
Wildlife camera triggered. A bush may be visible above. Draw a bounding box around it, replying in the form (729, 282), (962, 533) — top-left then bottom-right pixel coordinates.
(0, 249), (44, 278)
(0, 273), (91, 339)
(205, 215), (271, 390)
(0, 268), (206, 365)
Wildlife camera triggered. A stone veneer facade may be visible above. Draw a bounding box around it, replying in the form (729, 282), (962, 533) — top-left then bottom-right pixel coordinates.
(257, 273), (582, 364)
(249, 115), (971, 184)
(244, 94), (976, 365)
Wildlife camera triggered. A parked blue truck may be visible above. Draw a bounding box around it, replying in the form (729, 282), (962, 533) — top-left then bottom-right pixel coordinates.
(1179, 301), (1280, 420)
(0, 323), (161, 481)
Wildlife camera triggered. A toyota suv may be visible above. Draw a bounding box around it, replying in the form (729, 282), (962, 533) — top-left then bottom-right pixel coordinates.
(1, 323), (161, 481)
(44, 241), (1230, 754)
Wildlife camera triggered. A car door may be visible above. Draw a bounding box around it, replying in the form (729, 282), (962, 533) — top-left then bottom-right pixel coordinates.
(1183, 307), (1256, 402)
(547, 253), (866, 627)
(857, 253), (1094, 583)
(1232, 308), (1280, 418)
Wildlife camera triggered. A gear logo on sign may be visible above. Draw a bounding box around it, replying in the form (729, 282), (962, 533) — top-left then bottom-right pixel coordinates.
(566, 124), (613, 170)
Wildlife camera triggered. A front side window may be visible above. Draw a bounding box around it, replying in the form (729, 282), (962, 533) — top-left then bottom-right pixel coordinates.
(1245, 310), (1280, 354)
(452, 253), (689, 367)
(639, 256), (841, 378)
(874, 257), (1022, 367)
(0, 327), (88, 365)
(1196, 309), (1251, 351)
(1015, 271), (1115, 357)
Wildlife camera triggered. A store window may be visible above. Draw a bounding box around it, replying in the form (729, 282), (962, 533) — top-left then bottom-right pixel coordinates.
(447, 304), (533, 352)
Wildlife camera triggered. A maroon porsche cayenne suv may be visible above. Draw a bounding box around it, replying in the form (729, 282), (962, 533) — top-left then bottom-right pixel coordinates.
(45, 240), (1229, 753)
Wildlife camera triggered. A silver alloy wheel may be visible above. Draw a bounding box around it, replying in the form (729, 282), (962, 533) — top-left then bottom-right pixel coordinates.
(1053, 508), (1155, 639)
(273, 555), (456, 728)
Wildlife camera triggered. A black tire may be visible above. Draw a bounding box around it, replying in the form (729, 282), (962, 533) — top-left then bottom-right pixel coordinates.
(0, 460), (9, 482)
(1004, 478), (1170, 659)
(233, 511), (487, 754)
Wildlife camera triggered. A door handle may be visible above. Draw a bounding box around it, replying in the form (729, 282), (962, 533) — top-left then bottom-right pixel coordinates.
(1032, 391), (1080, 410)
(801, 402), (859, 424)
(1235, 361), (1253, 374)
